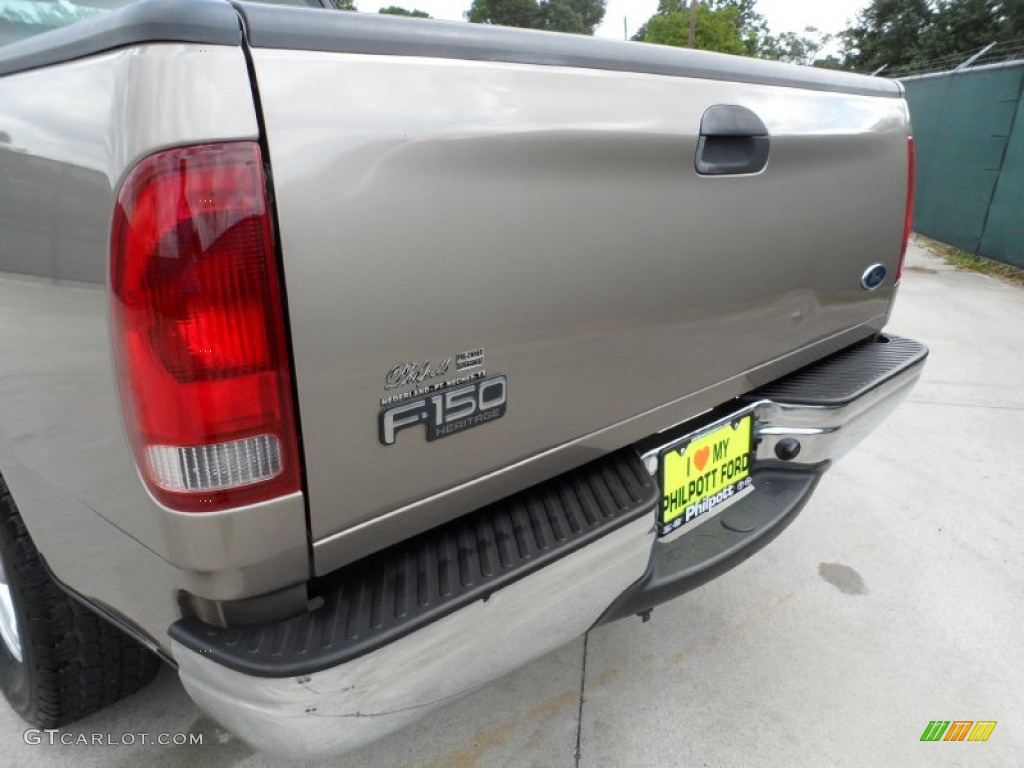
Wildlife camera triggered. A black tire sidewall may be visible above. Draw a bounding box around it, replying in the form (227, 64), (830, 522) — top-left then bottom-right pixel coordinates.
(0, 478), (160, 728)
(0, 519), (33, 718)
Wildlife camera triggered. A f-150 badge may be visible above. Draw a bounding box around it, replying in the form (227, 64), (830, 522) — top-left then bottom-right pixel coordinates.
(379, 375), (507, 445)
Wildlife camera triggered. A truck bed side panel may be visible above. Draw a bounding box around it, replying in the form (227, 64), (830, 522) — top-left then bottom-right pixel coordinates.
(0, 44), (307, 645)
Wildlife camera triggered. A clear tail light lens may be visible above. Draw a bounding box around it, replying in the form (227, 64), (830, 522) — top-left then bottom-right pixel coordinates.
(111, 142), (301, 512)
(896, 135), (915, 284)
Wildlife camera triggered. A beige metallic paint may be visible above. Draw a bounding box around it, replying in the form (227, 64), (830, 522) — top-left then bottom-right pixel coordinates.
(247, 51), (909, 572)
(0, 45), (308, 646)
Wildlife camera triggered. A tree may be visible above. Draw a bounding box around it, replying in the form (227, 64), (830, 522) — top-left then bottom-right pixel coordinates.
(760, 26), (833, 66)
(539, 0), (586, 33)
(1000, 0), (1024, 39)
(466, 0), (606, 35)
(723, 0), (770, 55)
(632, 1), (746, 55)
(840, 0), (933, 72)
(562, 0), (605, 32)
(328, 0), (357, 9)
(379, 5), (431, 16)
(812, 55), (846, 70)
(919, 0), (1004, 63)
(839, 0), (1018, 73)
(467, 0), (540, 28)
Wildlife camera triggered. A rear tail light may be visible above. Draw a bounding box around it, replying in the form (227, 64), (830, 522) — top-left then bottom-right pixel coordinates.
(110, 142), (301, 512)
(896, 135), (915, 284)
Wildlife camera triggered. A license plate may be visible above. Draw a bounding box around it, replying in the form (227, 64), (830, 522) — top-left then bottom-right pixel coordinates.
(658, 414), (754, 536)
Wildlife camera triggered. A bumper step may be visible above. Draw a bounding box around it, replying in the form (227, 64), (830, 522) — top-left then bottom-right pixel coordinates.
(598, 333), (927, 623)
(170, 449), (658, 677)
(750, 334), (927, 406)
(597, 466), (825, 625)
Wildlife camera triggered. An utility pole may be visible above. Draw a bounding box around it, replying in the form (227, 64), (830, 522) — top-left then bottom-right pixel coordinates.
(686, 0), (698, 48)
(624, 15), (628, 41)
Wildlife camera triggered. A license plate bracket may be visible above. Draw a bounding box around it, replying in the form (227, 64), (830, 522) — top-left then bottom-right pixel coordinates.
(657, 413), (755, 536)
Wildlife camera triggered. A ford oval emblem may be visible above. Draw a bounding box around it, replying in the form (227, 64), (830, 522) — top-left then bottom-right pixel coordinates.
(860, 263), (887, 291)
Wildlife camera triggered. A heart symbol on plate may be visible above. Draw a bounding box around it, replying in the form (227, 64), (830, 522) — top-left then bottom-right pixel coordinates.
(694, 446), (710, 472)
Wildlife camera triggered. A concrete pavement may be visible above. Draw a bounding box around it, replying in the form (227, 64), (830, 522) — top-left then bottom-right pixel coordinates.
(2, 237), (1022, 767)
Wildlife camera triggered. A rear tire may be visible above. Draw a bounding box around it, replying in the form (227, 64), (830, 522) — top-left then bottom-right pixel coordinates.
(0, 475), (160, 727)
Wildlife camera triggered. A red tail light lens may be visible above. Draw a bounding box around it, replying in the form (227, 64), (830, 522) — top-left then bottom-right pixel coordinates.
(896, 135), (915, 284)
(111, 142), (300, 512)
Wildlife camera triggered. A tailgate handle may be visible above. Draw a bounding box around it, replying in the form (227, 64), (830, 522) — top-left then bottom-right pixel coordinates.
(696, 105), (770, 176)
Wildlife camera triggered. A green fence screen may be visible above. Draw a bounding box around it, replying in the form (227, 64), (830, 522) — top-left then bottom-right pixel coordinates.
(902, 63), (1024, 267)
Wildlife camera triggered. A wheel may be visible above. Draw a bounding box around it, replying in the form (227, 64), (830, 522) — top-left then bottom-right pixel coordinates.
(0, 474), (160, 727)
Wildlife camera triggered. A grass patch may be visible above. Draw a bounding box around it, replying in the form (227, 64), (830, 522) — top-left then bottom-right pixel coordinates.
(917, 236), (1024, 287)
(944, 251), (1024, 286)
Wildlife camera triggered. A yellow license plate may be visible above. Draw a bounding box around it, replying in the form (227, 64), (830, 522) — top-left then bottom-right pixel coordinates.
(659, 414), (754, 535)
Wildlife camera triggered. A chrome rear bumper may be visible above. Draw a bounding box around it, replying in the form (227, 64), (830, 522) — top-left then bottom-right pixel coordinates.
(172, 334), (926, 759)
(172, 513), (654, 759)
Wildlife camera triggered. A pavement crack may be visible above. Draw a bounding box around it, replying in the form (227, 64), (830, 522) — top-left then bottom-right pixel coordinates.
(574, 632), (589, 768)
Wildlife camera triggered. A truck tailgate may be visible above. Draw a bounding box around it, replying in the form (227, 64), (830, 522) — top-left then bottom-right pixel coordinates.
(238, 5), (910, 570)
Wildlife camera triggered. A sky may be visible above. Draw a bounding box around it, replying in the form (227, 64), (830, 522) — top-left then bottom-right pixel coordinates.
(386, 1), (868, 42)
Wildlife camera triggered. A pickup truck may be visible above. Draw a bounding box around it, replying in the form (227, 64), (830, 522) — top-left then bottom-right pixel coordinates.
(0, 0), (926, 759)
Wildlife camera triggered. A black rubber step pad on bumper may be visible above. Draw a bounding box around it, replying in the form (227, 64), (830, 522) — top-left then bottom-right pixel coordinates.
(170, 449), (658, 677)
(750, 334), (927, 406)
